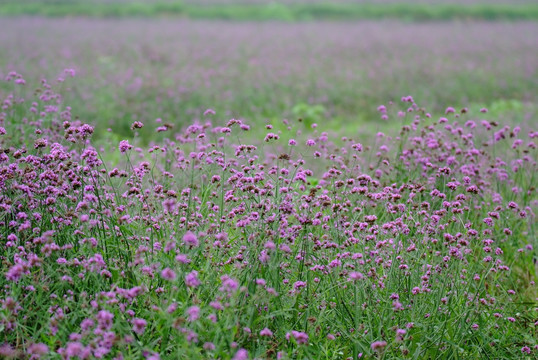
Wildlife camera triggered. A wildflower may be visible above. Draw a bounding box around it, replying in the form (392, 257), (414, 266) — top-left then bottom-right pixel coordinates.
(232, 349), (248, 360)
(348, 272), (364, 281)
(28, 343), (49, 357)
(288, 330), (309, 345)
(185, 270), (200, 288)
(160, 268), (176, 281)
(183, 231), (199, 247)
(119, 140), (132, 153)
(187, 306), (200, 322)
(131, 121), (144, 130)
(65, 342), (85, 358)
(371, 341), (387, 351)
(219, 276), (239, 293)
(260, 328), (273, 337)
(203, 342), (216, 351)
(6, 263), (25, 282)
(0, 344), (17, 358)
(96, 310), (114, 330)
(175, 254), (191, 264)
(132, 318), (147, 335)
(395, 328), (406, 342)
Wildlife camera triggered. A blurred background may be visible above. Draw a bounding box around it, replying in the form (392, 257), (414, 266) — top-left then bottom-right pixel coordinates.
(1, 0), (537, 142)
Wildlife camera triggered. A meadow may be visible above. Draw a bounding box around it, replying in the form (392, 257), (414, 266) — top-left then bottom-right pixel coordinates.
(0, 5), (537, 360)
(1, 18), (537, 143)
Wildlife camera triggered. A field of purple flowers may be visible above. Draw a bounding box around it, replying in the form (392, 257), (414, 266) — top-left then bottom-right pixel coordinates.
(1, 18), (537, 143)
(0, 12), (537, 360)
(0, 70), (536, 359)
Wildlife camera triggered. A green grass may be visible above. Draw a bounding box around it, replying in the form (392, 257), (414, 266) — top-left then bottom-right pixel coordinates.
(2, 1), (538, 21)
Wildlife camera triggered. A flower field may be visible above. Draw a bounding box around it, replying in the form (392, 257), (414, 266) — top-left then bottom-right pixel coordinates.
(0, 9), (537, 360)
(1, 18), (537, 143)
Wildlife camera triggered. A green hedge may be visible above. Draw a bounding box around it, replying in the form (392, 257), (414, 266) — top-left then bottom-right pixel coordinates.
(2, 1), (538, 21)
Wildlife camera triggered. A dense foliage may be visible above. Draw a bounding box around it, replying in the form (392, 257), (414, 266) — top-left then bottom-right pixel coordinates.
(2, 1), (538, 21)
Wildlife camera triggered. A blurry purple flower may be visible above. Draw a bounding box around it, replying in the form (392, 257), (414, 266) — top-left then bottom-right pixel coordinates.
(232, 349), (248, 360)
(160, 268), (176, 281)
(183, 231), (199, 247)
(97, 310), (114, 330)
(6, 263), (25, 282)
(187, 306), (200, 322)
(288, 330), (309, 345)
(371, 341), (387, 351)
(185, 270), (200, 288)
(28, 343), (49, 357)
(132, 318), (147, 335)
(260, 327), (273, 337)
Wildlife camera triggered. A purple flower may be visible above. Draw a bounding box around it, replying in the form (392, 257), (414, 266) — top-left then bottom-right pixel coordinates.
(232, 349), (248, 360)
(131, 121), (144, 130)
(5, 263), (25, 282)
(259, 327), (273, 337)
(187, 306), (200, 322)
(96, 310), (114, 330)
(119, 140), (132, 153)
(371, 340), (387, 351)
(28, 343), (49, 357)
(160, 268), (176, 281)
(289, 330), (309, 345)
(219, 275), (239, 293)
(183, 231), (199, 247)
(132, 318), (147, 335)
(185, 270), (200, 288)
